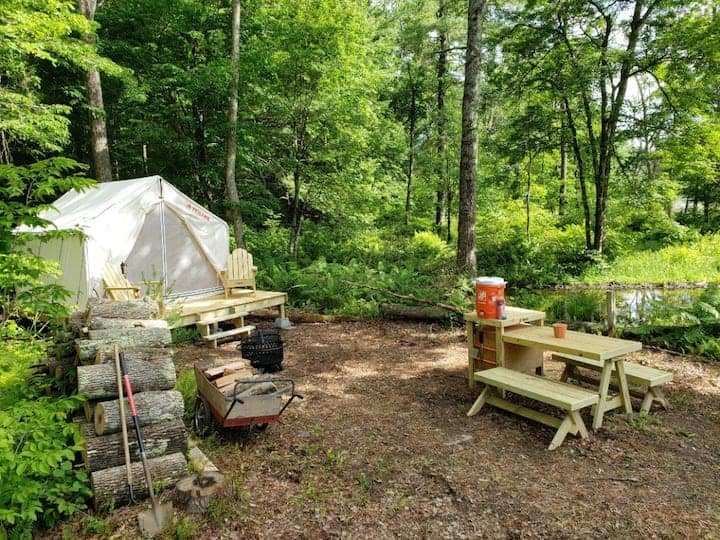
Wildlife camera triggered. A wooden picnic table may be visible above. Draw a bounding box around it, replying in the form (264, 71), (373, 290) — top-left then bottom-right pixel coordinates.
(502, 325), (642, 428)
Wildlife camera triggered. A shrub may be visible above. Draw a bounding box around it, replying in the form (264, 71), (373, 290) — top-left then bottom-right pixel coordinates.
(0, 334), (90, 538)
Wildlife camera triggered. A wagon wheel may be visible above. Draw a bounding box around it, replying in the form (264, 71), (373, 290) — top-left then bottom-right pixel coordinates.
(193, 396), (214, 437)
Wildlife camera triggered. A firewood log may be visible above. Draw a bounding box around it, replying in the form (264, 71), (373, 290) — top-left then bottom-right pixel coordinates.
(91, 452), (186, 508)
(203, 360), (252, 379)
(75, 328), (171, 362)
(77, 357), (176, 399)
(211, 369), (255, 388)
(87, 326), (171, 342)
(86, 298), (160, 320)
(94, 347), (173, 364)
(237, 381), (277, 397)
(94, 390), (184, 435)
(88, 318), (169, 330)
(83, 419), (187, 472)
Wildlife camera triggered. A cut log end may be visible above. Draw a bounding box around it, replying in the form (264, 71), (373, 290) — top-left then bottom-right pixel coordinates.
(173, 472), (231, 515)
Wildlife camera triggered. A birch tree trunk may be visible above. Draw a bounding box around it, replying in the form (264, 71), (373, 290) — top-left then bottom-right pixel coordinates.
(224, 0), (245, 247)
(435, 0), (448, 236)
(77, 0), (112, 183)
(456, 0), (486, 276)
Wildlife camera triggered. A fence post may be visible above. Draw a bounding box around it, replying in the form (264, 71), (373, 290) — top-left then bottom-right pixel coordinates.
(606, 290), (616, 337)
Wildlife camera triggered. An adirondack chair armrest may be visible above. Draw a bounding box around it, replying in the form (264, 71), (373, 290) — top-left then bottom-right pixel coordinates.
(105, 285), (140, 292)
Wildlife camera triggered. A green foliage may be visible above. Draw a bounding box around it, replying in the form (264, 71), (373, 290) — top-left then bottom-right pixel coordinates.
(175, 369), (198, 425)
(582, 235), (720, 285)
(0, 336), (91, 538)
(475, 201), (589, 286)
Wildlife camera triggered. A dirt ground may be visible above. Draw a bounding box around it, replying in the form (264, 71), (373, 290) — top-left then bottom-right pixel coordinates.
(57, 319), (720, 538)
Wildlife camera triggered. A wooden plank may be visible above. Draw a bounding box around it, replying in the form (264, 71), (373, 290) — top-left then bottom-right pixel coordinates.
(474, 367), (599, 410)
(195, 366), (230, 414)
(170, 291), (287, 329)
(204, 360), (251, 379)
(552, 353), (672, 386)
(200, 325), (255, 341)
(198, 311), (250, 325)
(503, 325), (641, 361)
(484, 394), (563, 429)
(463, 307), (546, 328)
(212, 369), (255, 388)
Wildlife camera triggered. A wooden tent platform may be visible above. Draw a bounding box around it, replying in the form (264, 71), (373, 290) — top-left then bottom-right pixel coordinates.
(168, 290), (287, 335)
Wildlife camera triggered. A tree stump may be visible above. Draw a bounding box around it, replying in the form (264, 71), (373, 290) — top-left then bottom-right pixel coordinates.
(173, 472), (231, 515)
(83, 419), (187, 472)
(91, 452), (187, 508)
(78, 357), (176, 399)
(94, 390), (184, 435)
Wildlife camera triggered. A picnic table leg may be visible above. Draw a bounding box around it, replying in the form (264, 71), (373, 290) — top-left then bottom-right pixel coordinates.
(569, 410), (589, 440)
(614, 359), (634, 418)
(640, 387), (669, 414)
(467, 386), (489, 417)
(466, 320), (476, 389)
(592, 360), (614, 430)
(548, 414), (573, 450)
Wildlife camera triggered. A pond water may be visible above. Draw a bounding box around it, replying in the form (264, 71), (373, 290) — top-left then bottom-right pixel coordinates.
(509, 287), (708, 327)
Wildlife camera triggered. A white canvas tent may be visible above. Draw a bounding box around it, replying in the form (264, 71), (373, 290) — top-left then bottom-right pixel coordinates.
(19, 176), (229, 307)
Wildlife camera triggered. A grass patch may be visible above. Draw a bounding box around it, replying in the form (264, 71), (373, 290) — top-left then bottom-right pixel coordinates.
(582, 234), (720, 284)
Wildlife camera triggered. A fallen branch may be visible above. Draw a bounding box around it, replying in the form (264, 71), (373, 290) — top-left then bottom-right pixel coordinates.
(342, 280), (464, 315)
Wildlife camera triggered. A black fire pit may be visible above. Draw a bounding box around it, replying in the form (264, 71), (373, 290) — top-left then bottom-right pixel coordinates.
(238, 330), (284, 372)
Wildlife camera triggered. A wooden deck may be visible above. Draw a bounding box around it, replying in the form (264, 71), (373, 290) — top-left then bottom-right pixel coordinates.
(167, 290), (287, 329)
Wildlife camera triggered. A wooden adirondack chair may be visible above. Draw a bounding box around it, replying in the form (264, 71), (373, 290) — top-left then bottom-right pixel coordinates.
(102, 263), (141, 301)
(219, 248), (258, 298)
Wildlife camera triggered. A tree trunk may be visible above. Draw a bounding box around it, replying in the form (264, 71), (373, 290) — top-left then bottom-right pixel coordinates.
(224, 0), (245, 247)
(77, 0), (112, 183)
(86, 298), (160, 320)
(289, 161), (305, 255)
(456, 0), (487, 276)
(590, 1), (650, 254)
(562, 95), (592, 250)
(94, 390), (184, 435)
(83, 419), (187, 472)
(91, 452), (187, 508)
(559, 111), (567, 217)
(405, 82), (417, 226)
(379, 303), (448, 321)
(435, 0), (448, 235)
(77, 357), (176, 399)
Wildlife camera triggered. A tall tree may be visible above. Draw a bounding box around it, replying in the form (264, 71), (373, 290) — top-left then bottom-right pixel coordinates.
(457, 0), (486, 275)
(224, 0), (244, 246)
(77, 0), (113, 182)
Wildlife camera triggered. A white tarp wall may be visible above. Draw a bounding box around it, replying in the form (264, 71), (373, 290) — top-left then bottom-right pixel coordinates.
(19, 176), (229, 307)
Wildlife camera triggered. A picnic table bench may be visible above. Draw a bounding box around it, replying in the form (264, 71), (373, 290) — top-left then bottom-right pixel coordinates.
(553, 352), (672, 414)
(468, 367), (599, 450)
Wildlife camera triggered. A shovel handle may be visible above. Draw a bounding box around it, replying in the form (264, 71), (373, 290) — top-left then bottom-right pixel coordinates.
(119, 354), (145, 455)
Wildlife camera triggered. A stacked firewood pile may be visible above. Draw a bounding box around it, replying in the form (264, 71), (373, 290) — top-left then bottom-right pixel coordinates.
(52, 298), (188, 509)
(203, 360), (279, 397)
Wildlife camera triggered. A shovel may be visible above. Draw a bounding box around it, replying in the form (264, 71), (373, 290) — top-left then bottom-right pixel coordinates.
(114, 348), (136, 504)
(120, 355), (174, 537)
